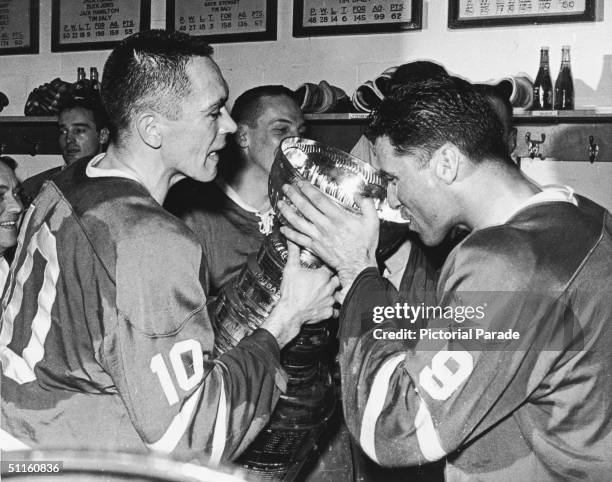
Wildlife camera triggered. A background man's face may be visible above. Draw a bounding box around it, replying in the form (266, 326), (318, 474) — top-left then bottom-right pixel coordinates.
(58, 107), (104, 165)
(161, 56), (237, 183)
(243, 95), (305, 174)
(0, 163), (23, 254)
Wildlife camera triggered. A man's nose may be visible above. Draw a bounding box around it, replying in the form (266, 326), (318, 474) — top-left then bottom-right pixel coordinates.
(219, 108), (237, 135)
(387, 183), (401, 209)
(7, 192), (24, 215)
(289, 125), (303, 137)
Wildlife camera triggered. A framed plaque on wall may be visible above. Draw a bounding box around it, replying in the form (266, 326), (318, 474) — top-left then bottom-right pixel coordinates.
(293, 0), (422, 37)
(0, 0), (39, 55)
(51, 0), (151, 52)
(448, 0), (596, 28)
(166, 0), (277, 44)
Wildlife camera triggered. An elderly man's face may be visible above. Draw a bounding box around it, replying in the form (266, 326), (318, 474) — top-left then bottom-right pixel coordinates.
(242, 95), (306, 174)
(0, 163), (23, 254)
(160, 56), (237, 182)
(58, 107), (107, 165)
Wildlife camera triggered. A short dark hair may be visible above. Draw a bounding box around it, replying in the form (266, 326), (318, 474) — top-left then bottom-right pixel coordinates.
(60, 96), (109, 132)
(367, 76), (511, 166)
(473, 83), (513, 125)
(0, 156), (17, 171)
(389, 60), (449, 89)
(101, 30), (214, 143)
(231, 85), (298, 128)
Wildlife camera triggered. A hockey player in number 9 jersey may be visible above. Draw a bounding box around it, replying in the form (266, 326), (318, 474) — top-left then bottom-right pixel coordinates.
(276, 76), (612, 481)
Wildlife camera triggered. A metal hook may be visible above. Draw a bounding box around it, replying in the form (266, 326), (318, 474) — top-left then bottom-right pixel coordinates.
(23, 136), (39, 157)
(588, 135), (599, 164)
(525, 132), (546, 160)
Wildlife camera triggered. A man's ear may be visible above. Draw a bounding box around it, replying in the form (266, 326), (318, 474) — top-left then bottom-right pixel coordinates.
(98, 127), (110, 146)
(135, 113), (161, 149)
(508, 127), (518, 156)
(431, 143), (460, 184)
(236, 124), (249, 149)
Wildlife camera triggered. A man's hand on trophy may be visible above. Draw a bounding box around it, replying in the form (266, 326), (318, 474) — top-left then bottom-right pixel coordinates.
(262, 240), (340, 349)
(278, 180), (379, 302)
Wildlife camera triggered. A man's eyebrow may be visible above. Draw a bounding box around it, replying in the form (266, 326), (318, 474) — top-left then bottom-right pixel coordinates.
(270, 118), (296, 125)
(208, 95), (228, 109)
(59, 122), (93, 128)
(379, 170), (397, 181)
(199, 101), (223, 114)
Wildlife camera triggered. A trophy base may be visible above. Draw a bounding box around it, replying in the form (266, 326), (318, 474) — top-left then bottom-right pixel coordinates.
(212, 230), (335, 481)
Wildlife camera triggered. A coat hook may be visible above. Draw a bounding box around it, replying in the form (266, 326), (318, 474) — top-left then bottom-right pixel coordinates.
(525, 132), (546, 160)
(23, 136), (39, 156)
(588, 135), (599, 164)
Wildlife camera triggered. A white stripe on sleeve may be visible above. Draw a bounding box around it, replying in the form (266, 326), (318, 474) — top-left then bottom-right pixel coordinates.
(0, 429), (31, 451)
(146, 384), (204, 454)
(415, 396), (447, 461)
(209, 375), (227, 466)
(359, 353), (406, 464)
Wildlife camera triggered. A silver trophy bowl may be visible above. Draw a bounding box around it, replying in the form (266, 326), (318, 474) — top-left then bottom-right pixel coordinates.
(269, 136), (404, 220)
(269, 136), (408, 267)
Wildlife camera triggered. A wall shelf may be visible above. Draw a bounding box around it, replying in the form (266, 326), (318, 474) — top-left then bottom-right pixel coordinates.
(305, 110), (612, 123)
(0, 116), (59, 156)
(305, 110), (612, 163)
(2, 111), (612, 162)
(0, 116), (58, 123)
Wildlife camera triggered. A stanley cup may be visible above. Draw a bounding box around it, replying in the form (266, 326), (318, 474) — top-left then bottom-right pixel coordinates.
(211, 137), (407, 479)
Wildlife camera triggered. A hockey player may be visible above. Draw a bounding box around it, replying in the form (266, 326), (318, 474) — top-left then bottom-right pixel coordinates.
(279, 76), (612, 480)
(0, 30), (338, 464)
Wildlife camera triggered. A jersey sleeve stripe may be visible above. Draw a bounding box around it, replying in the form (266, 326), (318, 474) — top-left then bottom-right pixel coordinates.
(0, 258), (9, 294)
(0, 429), (31, 451)
(0, 248), (32, 347)
(359, 353), (406, 464)
(22, 224), (59, 374)
(415, 395), (447, 461)
(209, 375), (227, 466)
(0, 251), (36, 383)
(0, 224), (59, 385)
(146, 383), (205, 454)
(0, 348), (36, 384)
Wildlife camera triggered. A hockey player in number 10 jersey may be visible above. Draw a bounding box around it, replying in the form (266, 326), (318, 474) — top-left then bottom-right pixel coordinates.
(0, 30), (338, 464)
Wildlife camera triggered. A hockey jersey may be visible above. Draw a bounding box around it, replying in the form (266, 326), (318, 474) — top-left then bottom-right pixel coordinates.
(165, 177), (271, 294)
(0, 157), (287, 465)
(339, 195), (612, 480)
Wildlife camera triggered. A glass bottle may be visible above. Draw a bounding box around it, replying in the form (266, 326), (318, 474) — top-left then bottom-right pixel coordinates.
(90, 67), (100, 94)
(73, 67), (87, 101)
(532, 47), (553, 110)
(554, 46), (574, 110)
